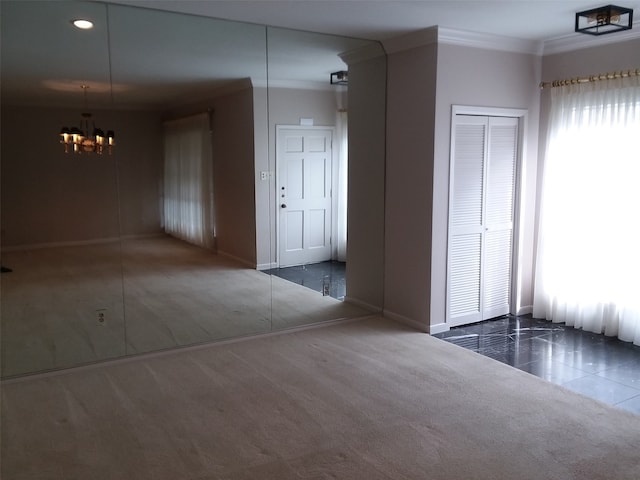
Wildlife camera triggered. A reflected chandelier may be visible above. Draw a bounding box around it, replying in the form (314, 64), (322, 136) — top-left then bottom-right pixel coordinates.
(59, 85), (115, 154)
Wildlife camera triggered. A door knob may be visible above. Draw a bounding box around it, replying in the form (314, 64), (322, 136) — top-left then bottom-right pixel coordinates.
(281, 204), (287, 208)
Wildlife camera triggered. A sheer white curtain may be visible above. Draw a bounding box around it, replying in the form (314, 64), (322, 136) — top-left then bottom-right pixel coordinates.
(163, 112), (215, 250)
(533, 75), (640, 345)
(335, 109), (348, 262)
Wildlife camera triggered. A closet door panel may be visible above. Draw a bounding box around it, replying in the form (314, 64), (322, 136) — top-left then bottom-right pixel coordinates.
(447, 114), (518, 326)
(447, 116), (488, 325)
(449, 233), (482, 320)
(482, 117), (518, 320)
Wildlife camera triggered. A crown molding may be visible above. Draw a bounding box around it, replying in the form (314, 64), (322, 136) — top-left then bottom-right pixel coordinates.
(382, 26), (543, 56)
(437, 27), (543, 55)
(542, 21), (640, 55)
(340, 42), (386, 65)
(256, 78), (339, 92)
(381, 26), (438, 55)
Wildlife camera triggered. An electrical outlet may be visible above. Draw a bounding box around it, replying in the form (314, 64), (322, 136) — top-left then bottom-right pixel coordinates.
(96, 309), (107, 326)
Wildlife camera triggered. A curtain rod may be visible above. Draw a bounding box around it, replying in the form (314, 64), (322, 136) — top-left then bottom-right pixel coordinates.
(539, 68), (640, 89)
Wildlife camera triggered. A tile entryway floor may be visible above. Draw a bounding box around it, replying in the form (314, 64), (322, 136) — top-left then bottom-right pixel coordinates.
(265, 261), (346, 300)
(434, 315), (640, 415)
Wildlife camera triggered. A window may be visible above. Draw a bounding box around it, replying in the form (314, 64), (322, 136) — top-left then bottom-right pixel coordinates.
(533, 76), (640, 345)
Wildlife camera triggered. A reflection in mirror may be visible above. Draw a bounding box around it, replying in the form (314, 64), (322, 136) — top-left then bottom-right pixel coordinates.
(264, 27), (382, 329)
(0, 1), (125, 377)
(106, 4), (272, 356)
(0, 0), (387, 378)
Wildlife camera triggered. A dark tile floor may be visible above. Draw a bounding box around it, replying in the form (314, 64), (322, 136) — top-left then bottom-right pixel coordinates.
(434, 315), (640, 415)
(266, 261), (346, 301)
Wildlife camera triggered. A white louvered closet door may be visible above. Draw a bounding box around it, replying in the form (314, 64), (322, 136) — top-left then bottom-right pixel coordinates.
(447, 115), (519, 327)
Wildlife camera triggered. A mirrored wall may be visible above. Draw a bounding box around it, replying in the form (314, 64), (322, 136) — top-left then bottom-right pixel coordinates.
(0, 0), (386, 378)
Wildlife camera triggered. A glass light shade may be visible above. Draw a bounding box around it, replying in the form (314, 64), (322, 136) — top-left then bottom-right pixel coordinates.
(575, 5), (633, 35)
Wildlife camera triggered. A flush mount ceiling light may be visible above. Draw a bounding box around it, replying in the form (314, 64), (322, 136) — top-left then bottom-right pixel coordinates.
(72, 19), (94, 29)
(330, 71), (348, 85)
(59, 85), (115, 155)
(575, 4), (633, 35)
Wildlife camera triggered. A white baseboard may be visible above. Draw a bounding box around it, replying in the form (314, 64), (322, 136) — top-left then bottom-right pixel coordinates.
(343, 296), (383, 314)
(382, 310), (450, 335)
(517, 305), (533, 316)
(2, 233), (169, 253)
(382, 309), (430, 333)
(429, 322), (450, 335)
(218, 250), (256, 269)
(2, 236), (121, 252)
(120, 233), (166, 241)
(256, 262), (278, 271)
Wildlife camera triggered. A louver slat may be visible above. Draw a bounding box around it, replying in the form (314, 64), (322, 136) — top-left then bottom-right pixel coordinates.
(449, 234), (481, 318)
(486, 125), (517, 226)
(452, 124), (485, 228)
(483, 229), (512, 311)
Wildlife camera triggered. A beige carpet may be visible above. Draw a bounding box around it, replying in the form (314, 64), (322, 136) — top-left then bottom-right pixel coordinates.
(2, 315), (639, 479)
(1, 236), (370, 377)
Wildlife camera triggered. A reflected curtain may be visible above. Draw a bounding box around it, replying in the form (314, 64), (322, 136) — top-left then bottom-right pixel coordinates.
(163, 113), (215, 250)
(335, 109), (348, 262)
(533, 75), (640, 345)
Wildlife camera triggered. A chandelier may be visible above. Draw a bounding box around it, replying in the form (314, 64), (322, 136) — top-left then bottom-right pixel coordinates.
(59, 85), (115, 154)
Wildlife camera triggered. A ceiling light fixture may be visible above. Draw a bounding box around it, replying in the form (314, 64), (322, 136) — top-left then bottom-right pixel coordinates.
(59, 85), (115, 155)
(330, 71), (348, 85)
(575, 4), (633, 35)
(72, 19), (94, 30)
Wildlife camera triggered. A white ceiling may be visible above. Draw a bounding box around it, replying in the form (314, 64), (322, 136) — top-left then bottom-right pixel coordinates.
(110, 0), (640, 42)
(2, 1), (639, 110)
(1, 0), (373, 109)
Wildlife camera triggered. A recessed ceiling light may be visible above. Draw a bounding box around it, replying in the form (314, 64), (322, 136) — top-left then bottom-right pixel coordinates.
(72, 19), (94, 30)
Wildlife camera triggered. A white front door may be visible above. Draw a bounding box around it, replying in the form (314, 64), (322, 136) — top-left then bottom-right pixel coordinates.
(277, 127), (333, 268)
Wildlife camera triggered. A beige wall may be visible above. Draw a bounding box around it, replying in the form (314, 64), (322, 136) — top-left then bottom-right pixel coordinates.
(210, 88), (257, 265)
(344, 48), (387, 311)
(383, 41), (438, 327)
(115, 111), (164, 238)
(541, 38), (640, 82)
(253, 86), (271, 269)
(1, 105), (163, 248)
(431, 43), (542, 330)
(268, 88), (338, 127)
(383, 30), (542, 331)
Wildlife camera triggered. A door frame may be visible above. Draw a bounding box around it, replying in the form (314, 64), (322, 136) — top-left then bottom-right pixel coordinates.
(275, 125), (336, 268)
(446, 105), (528, 325)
